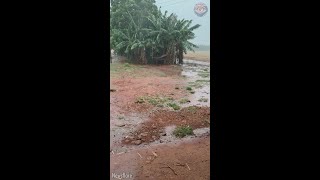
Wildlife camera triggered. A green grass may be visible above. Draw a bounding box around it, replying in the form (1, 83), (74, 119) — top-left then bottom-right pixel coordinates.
(158, 73), (167, 77)
(188, 79), (210, 89)
(198, 72), (210, 78)
(124, 63), (130, 67)
(179, 98), (190, 104)
(148, 98), (158, 105)
(187, 106), (197, 113)
(204, 118), (210, 124)
(118, 116), (125, 120)
(188, 82), (203, 89)
(110, 62), (167, 78)
(186, 86), (192, 91)
(156, 104), (165, 107)
(167, 102), (181, 110)
(195, 79), (210, 83)
(135, 95), (174, 106)
(173, 125), (194, 138)
(110, 63), (137, 78)
(135, 95), (182, 110)
(135, 97), (145, 103)
(198, 98), (208, 102)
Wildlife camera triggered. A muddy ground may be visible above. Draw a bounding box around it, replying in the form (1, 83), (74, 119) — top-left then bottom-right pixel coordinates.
(110, 55), (210, 179)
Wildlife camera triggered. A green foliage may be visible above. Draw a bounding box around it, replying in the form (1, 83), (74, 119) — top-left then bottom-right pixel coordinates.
(198, 98), (208, 102)
(135, 95), (181, 110)
(187, 79), (210, 89)
(179, 98), (190, 104)
(173, 125), (194, 138)
(135, 97), (145, 103)
(195, 79), (210, 83)
(167, 102), (181, 110)
(110, 0), (200, 64)
(135, 95), (173, 106)
(187, 106), (197, 113)
(124, 63), (131, 68)
(198, 72), (210, 78)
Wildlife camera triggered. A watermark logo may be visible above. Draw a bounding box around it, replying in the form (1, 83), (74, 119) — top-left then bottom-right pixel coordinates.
(194, 2), (208, 17)
(111, 172), (133, 179)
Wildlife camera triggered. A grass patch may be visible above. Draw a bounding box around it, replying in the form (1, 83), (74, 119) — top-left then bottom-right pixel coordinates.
(110, 63), (121, 74)
(148, 98), (158, 105)
(110, 62), (168, 78)
(195, 79), (210, 83)
(186, 86), (192, 91)
(173, 125), (194, 138)
(124, 63), (130, 68)
(135, 95), (174, 106)
(179, 98), (190, 104)
(198, 72), (210, 78)
(117, 116), (125, 120)
(136, 95), (182, 110)
(188, 82), (203, 89)
(167, 102), (181, 110)
(135, 97), (145, 103)
(187, 106), (197, 113)
(187, 106), (197, 114)
(156, 104), (165, 107)
(110, 63), (137, 78)
(188, 79), (210, 89)
(158, 73), (167, 77)
(198, 98), (208, 102)
(204, 118), (210, 124)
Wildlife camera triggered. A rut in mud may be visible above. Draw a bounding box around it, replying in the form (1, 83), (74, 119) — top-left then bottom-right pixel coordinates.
(122, 106), (210, 145)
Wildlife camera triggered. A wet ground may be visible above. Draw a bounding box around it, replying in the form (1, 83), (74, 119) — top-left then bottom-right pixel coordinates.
(182, 59), (210, 107)
(110, 55), (210, 179)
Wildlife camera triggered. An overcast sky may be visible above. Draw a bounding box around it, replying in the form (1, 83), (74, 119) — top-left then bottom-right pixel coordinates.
(155, 0), (210, 46)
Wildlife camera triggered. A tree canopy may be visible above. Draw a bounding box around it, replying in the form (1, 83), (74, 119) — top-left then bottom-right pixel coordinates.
(110, 0), (200, 64)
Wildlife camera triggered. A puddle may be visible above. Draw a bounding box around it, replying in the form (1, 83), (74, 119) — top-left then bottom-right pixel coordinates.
(110, 113), (148, 152)
(146, 125), (210, 146)
(184, 59), (210, 66)
(181, 59), (210, 107)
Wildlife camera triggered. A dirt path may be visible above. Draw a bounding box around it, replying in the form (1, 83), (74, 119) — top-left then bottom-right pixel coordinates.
(111, 137), (210, 180)
(110, 57), (210, 179)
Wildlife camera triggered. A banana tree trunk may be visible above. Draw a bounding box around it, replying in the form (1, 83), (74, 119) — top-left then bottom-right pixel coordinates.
(178, 46), (183, 64)
(139, 48), (147, 64)
(164, 43), (175, 65)
(173, 47), (177, 64)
